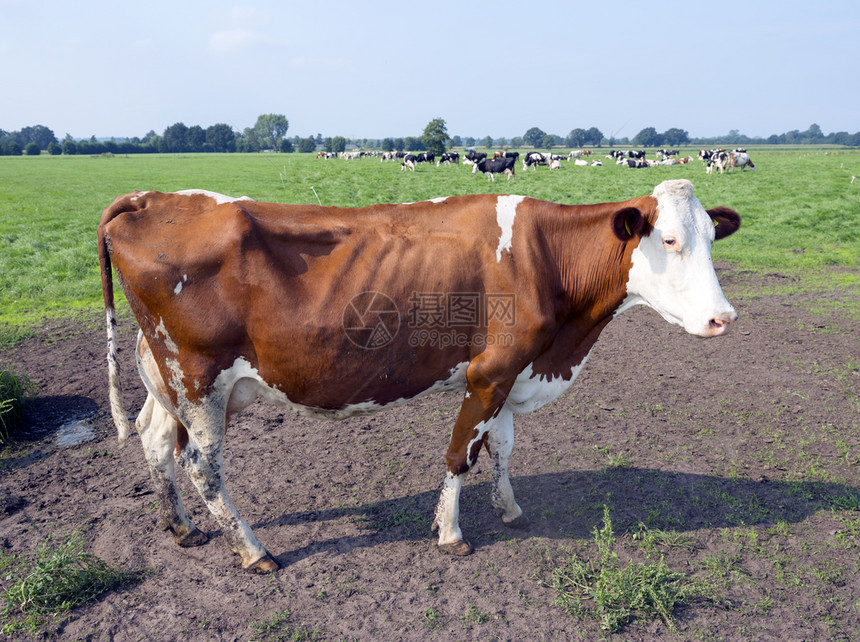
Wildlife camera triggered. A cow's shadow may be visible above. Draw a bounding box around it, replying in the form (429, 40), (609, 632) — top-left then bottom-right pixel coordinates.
(246, 467), (859, 567)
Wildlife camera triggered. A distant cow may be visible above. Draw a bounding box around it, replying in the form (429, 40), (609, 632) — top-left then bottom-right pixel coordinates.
(523, 152), (547, 171)
(728, 151), (756, 172)
(464, 150), (487, 164)
(624, 159), (649, 168)
(437, 152), (460, 166)
(706, 151), (729, 174)
(473, 155), (516, 180)
(401, 154), (417, 171)
(416, 152), (435, 164)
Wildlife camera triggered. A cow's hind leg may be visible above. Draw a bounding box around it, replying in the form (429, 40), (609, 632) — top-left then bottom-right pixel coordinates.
(176, 410), (278, 573)
(486, 409), (528, 529)
(135, 393), (208, 547)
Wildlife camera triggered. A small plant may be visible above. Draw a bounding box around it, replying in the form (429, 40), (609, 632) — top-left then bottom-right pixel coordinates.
(422, 607), (440, 630)
(549, 506), (709, 633)
(463, 603), (491, 624)
(1, 531), (141, 635)
(249, 609), (325, 641)
(0, 367), (35, 442)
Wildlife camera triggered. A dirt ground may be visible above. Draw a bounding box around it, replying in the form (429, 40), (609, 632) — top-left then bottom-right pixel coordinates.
(1, 265), (858, 641)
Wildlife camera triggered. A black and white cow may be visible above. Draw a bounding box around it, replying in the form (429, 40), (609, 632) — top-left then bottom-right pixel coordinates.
(523, 152), (547, 171)
(416, 152), (435, 164)
(401, 154), (418, 171)
(473, 156), (516, 181)
(706, 151), (729, 174)
(624, 159), (650, 168)
(464, 150), (487, 164)
(436, 152), (460, 166)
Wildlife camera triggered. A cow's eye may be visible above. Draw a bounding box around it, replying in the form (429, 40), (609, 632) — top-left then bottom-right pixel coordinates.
(663, 237), (678, 249)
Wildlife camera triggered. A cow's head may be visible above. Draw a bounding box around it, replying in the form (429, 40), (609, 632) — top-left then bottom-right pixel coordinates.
(620, 179), (740, 337)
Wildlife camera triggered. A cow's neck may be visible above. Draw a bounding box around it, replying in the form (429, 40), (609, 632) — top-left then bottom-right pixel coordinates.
(527, 198), (654, 378)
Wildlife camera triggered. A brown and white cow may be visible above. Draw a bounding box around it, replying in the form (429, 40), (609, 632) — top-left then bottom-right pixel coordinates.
(99, 180), (740, 572)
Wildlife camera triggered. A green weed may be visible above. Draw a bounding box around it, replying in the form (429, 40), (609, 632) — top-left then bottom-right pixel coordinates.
(0, 531), (142, 635)
(549, 506), (710, 633)
(0, 366), (35, 442)
(249, 609), (325, 641)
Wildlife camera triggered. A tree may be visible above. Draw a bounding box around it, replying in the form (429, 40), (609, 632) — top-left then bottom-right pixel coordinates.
(523, 127), (546, 148)
(331, 136), (347, 153)
(297, 137), (316, 153)
(565, 128), (586, 148)
(802, 123), (823, 143)
(421, 118), (450, 156)
(25, 142), (40, 155)
(585, 127), (604, 147)
(540, 134), (557, 149)
(381, 137), (394, 151)
(404, 136), (425, 151)
(632, 126), (661, 147)
(162, 122), (189, 153)
(19, 125), (57, 150)
(47, 142), (62, 155)
(510, 136), (523, 148)
(450, 135), (462, 147)
(62, 140), (77, 155)
(205, 124), (235, 153)
(661, 128), (689, 146)
(481, 135), (493, 148)
(253, 114), (289, 151)
(187, 125), (205, 152)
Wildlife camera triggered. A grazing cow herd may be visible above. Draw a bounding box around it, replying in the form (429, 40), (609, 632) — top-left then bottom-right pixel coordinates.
(319, 147), (757, 178)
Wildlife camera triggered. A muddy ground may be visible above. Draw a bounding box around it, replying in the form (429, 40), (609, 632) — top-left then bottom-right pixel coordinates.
(1, 266), (858, 641)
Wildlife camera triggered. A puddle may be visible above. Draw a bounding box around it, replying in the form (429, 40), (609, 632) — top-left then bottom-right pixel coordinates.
(54, 418), (97, 447)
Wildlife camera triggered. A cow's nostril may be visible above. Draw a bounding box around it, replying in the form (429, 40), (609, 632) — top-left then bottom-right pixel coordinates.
(708, 313), (737, 335)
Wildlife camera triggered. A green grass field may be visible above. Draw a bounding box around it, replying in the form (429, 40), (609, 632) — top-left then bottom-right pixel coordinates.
(0, 148), (858, 336)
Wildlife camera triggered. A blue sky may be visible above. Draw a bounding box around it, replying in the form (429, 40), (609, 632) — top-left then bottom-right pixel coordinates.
(2, 0), (857, 141)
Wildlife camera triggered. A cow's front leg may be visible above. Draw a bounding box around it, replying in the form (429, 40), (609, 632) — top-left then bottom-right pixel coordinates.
(487, 408), (528, 528)
(433, 360), (513, 555)
(177, 418), (277, 573)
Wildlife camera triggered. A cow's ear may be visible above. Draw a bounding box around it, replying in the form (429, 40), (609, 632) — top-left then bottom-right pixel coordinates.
(707, 207), (741, 240)
(612, 207), (645, 241)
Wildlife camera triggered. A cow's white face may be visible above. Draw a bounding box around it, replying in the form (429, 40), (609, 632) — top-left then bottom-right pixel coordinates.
(623, 180), (738, 337)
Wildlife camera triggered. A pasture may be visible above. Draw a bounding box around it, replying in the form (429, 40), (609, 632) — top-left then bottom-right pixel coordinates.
(0, 149), (858, 639)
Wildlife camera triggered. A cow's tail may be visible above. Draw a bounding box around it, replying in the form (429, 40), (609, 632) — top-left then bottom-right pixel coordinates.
(98, 193), (138, 446)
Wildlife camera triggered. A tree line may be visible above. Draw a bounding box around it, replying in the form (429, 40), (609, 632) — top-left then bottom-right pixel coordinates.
(1, 116), (858, 156)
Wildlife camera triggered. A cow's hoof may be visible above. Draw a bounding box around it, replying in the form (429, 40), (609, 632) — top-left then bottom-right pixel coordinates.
(245, 554), (279, 574)
(438, 539), (473, 556)
(502, 513), (530, 530)
(175, 527), (209, 548)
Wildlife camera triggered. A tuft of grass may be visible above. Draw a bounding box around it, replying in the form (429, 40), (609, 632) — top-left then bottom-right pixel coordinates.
(549, 506), (711, 633)
(249, 609), (325, 641)
(0, 531), (142, 635)
(0, 366), (35, 443)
